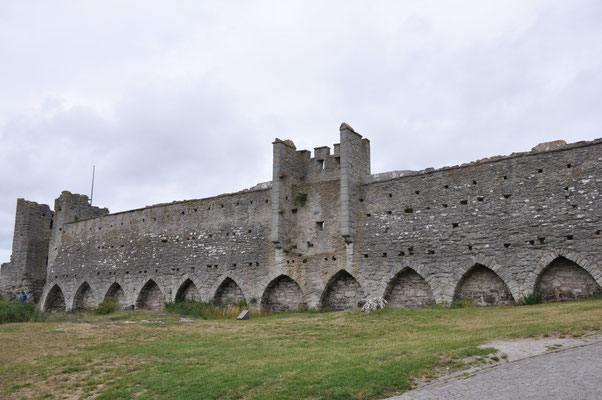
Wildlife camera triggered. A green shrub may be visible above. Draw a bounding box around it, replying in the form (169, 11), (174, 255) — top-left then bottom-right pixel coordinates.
(450, 299), (473, 309)
(520, 292), (543, 305)
(94, 301), (119, 315)
(0, 301), (47, 324)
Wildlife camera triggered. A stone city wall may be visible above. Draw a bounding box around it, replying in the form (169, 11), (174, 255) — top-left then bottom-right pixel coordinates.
(2, 125), (600, 312)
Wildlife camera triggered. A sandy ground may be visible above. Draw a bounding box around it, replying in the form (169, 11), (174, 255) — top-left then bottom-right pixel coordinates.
(481, 333), (602, 362)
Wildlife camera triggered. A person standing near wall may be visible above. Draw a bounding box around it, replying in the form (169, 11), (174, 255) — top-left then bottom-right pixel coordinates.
(17, 291), (27, 303)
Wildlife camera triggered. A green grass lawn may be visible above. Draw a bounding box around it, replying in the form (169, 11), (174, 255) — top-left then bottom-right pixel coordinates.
(1, 299), (600, 399)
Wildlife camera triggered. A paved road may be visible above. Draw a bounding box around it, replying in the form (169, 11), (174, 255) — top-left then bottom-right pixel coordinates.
(389, 341), (602, 400)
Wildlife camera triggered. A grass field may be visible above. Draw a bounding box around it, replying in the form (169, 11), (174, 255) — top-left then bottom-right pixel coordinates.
(1, 299), (600, 400)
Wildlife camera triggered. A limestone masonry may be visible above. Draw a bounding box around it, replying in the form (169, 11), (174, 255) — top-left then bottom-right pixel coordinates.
(1, 123), (601, 312)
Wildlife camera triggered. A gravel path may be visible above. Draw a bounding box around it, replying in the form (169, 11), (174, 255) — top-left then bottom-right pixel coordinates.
(387, 339), (602, 400)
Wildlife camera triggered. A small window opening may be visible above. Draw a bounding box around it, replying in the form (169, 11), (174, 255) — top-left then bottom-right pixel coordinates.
(324, 257), (328, 261)
(317, 159), (325, 169)
(503, 175), (508, 180)
(460, 200), (468, 205)
(399, 251), (405, 256)
(265, 199), (269, 203)
(477, 196), (484, 202)
(538, 169), (543, 173)
(415, 190), (420, 194)
(428, 250), (435, 255)
(503, 194), (512, 199)
(567, 235), (573, 240)
(359, 198), (364, 202)
(366, 213), (371, 217)
(567, 164), (572, 168)
(442, 204), (448, 208)
(335, 156), (340, 164)
(316, 221), (324, 231)
(387, 211), (392, 215)
(408, 246), (414, 255)
(307, 241), (314, 248)
(382, 252), (387, 258)
(539, 237), (545, 244)
(529, 240), (535, 245)
(504, 243), (511, 248)
(473, 180), (477, 185)
(363, 254), (369, 258)
(332, 256), (336, 261)
(388, 193), (392, 198)
(596, 230), (601, 235)
(292, 208), (298, 214)
(468, 245), (473, 251)
(452, 223), (459, 228)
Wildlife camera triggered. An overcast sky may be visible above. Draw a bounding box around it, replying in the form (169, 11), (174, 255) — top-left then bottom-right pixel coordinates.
(1, 1), (601, 264)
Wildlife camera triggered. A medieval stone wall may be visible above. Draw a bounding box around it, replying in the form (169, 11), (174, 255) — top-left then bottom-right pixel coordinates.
(2, 126), (599, 313)
(41, 186), (276, 311)
(354, 139), (601, 305)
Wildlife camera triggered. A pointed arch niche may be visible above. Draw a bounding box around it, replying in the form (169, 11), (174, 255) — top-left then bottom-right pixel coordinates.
(213, 277), (245, 306)
(175, 279), (201, 302)
(384, 268), (434, 308)
(44, 284), (66, 312)
(260, 275), (305, 313)
(535, 257), (601, 302)
(454, 264), (514, 306)
(320, 270), (364, 311)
